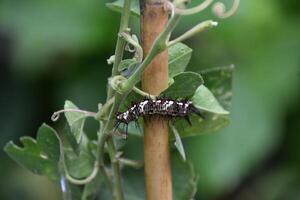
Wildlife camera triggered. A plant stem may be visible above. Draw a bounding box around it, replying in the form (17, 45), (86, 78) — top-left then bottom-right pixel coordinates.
(121, 14), (180, 93)
(98, 94), (125, 200)
(141, 1), (172, 200)
(107, 138), (124, 200)
(107, 0), (132, 100)
(99, 0), (132, 199)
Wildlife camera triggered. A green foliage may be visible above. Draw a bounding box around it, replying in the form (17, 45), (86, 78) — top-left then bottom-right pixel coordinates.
(121, 42), (231, 139)
(82, 174), (104, 200)
(1, 0), (300, 199)
(64, 100), (87, 144)
(200, 65), (234, 110)
(3, 0), (233, 200)
(162, 72), (204, 98)
(4, 124), (61, 181)
(192, 85), (229, 115)
(168, 43), (193, 78)
(64, 145), (94, 179)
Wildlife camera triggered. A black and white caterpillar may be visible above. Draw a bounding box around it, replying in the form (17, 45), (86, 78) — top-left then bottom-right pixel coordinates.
(115, 97), (204, 136)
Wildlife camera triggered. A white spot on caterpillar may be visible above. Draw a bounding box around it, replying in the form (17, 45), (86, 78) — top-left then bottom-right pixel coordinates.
(123, 111), (130, 120)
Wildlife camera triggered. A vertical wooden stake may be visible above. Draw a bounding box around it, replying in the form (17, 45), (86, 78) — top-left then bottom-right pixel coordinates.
(141, 0), (172, 200)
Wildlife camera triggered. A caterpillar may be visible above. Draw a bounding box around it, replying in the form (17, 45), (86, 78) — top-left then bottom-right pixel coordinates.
(115, 97), (204, 137)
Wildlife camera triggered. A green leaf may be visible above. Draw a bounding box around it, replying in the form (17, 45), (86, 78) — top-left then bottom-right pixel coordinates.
(64, 135), (94, 179)
(106, 0), (140, 17)
(123, 76), (229, 138)
(4, 124), (61, 181)
(63, 125), (80, 155)
(172, 155), (197, 200)
(36, 124), (61, 163)
(192, 85), (229, 115)
(169, 43), (193, 78)
(171, 125), (186, 161)
(201, 65), (234, 110)
(82, 173), (104, 200)
(64, 100), (87, 143)
(162, 72), (204, 98)
(172, 85), (230, 138)
(174, 114), (230, 138)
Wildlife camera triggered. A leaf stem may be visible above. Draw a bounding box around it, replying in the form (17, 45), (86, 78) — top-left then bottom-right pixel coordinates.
(133, 86), (156, 99)
(95, 96), (115, 120)
(168, 20), (218, 47)
(51, 109), (96, 122)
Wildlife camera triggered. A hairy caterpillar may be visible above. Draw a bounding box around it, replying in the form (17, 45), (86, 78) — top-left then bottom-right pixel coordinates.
(115, 97), (204, 137)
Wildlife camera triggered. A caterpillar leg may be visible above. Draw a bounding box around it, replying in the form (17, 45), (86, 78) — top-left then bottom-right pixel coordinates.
(135, 120), (142, 134)
(184, 115), (192, 126)
(190, 105), (205, 119)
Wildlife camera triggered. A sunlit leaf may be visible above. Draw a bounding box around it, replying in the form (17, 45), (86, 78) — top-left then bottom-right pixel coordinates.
(64, 100), (87, 143)
(171, 85), (229, 138)
(169, 43), (192, 78)
(192, 85), (229, 115)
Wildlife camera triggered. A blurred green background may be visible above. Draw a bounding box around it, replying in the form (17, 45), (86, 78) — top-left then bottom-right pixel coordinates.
(0, 0), (300, 199)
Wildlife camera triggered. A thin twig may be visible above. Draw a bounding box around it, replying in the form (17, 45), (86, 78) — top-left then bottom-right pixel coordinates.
(107, 0), (132, 100)
(51, 109), (96, 122)
(133, 86), (156, 99)
(168, 20), (218, 47)
(118, 158), (144, 169)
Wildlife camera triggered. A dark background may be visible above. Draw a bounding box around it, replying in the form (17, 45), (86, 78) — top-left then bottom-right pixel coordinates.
(0, 0), (300, 199)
